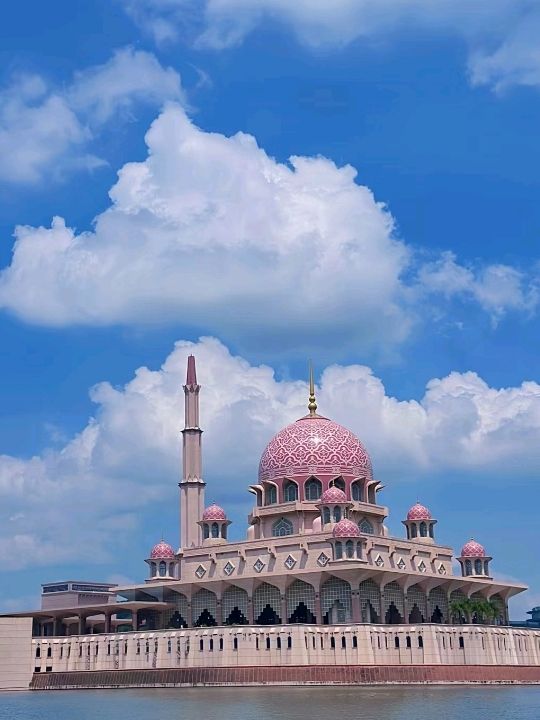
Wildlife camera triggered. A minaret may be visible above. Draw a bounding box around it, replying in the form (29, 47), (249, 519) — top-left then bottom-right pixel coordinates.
(179, 355), (206, 549)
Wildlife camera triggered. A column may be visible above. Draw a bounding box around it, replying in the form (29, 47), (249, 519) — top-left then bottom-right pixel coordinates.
(247, 597), (254, 625)
(216, 600), (223, 626)
(280, 594), (287, 624)
(78, 614), (86, 635)
(351, 590), (361, 623)
(104, 612), (112, 634)
(314, 592), (323, 625)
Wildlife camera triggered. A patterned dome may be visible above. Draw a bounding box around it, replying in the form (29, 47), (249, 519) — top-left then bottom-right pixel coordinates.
(332, 518), (361, 538)
(150, 541), (175, 559)
(202, 503), (227, 521)
(259, 416), (372, 483)
(461, 539), (486, 558)
(407, 503), (432, 521)
(320, 486), (348, 503)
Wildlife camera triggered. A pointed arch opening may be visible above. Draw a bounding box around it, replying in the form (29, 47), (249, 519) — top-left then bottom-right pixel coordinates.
(272, 517), (293, 537)
(222, 586), (249, 625)
(321, 577), (352, 624)
(286, 580), (316, 623)
(253, 583), (282, 625)
(304, 477), (322, 501)
(284, 480), (298, 502)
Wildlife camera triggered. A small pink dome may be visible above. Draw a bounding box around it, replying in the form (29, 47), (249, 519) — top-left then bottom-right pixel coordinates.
(332, 518), (361, 538)
(320, 486), (347, 504)
(202, 503), (227, 521)
(407, 503), (432, 521)
(461, 539), (486, 557)
(259, 416), (372, 483)
(150, 540), (175, 559)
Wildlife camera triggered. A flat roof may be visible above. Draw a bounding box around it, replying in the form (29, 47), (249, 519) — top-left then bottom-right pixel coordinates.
(1, 601), (173, 619)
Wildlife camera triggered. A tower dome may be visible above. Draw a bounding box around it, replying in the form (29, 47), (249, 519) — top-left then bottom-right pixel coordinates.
(320, 486), (348, 504)
(149, 540), (175, 559)
(407, 503), (431, 520)
(461, 539), (486, 557)
(259, 416), (372, 483)
(332, 518), (361, 538)
(202, 503), (227, 521)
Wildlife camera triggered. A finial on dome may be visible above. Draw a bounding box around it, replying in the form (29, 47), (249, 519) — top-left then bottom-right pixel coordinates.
(308, 360), (317, 416)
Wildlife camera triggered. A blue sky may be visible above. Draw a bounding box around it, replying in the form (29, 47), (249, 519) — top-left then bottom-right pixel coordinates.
(1, 1), (539, 616)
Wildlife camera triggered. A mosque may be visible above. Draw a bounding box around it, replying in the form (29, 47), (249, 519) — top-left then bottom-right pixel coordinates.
(2, 355), (540, 690)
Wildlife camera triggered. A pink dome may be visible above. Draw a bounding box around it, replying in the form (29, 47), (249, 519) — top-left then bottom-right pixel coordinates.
(150, 540), (175, 559)
(202, 503), (227, 521)
(332, 518), (361, 538)
(320, 486), (348, 504)
(461, 539), (486, 558)
(407, 503), (432, 521)
(259, 416), (372, 483)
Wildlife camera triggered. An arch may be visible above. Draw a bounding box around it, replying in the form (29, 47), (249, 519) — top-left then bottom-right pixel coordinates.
(419, 521), (428, 537)
(332, 477), (345, 492)
(382, 582), (404, 624)
(150, 562), (156, 577)
(474, 559), (483, 575)
(358, 518), (374, 535)
(334, 541), (342, 559)
(304, 477), (322, 501)
(465, 559), (473, 576)
(284, 480), (298, 503)
(323, 507), (331, 524)
(253, 583), (282, 625)
(192, 588), (218, 627)
(286, 580), (316, 623)
(272, 517), (293, 537)
(159, 561), (166, 577)
(359, 579), (381, 623)
(351, 481), (362, 502)
(429, 523), (435, 538)
(428, 587), (448, 624)
(410, 523), (417, 538)
(321, 577), (352, 624)
(406, 585), (427, 623)
(203, 524), (210, 540)
(265, 484), (277, 505)
(333, 506), (342, 523)
(345, 540), (354, 558)
(222, 586), (249, 625)
(211, 522), (219, 538)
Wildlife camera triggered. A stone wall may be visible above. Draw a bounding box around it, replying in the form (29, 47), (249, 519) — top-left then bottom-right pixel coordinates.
(31, 623), (540, 676)
(0, 617), (33, 690)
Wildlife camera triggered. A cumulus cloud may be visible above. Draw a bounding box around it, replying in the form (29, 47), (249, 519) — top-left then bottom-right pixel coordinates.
(419, 252), (539, 323)
(1, 105), (534, 351)
(122, 0), (540, 91)
(0, 47), (183, 184)
(1, 336), (540, 570)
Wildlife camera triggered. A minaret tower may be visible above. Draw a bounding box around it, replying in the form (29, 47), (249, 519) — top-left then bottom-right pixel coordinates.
(179, 355), (206, 549)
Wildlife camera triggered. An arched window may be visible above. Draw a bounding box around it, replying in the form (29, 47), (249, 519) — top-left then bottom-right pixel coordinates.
(150, 562), (157, 577)
(465, 559), (472, 576)
(222, 524), (227, 540)
(474, 559), (483, 575)
(483, 560), (489, 575)
(203, 524), (210, 539)
(428, 524), (434, 538)
(284, 481), (298, 502)
(169, 563), (175, 577)
(323, 507), (331, 524)
(335, 541), (343, 559)
(272, 518), (293, 537)
(159, 561), (166, 577)
(359, 519), (374, 535)
(333, 506), (342, 523)
(305, 478), (322, 501)
(345, 540), (354, 558)
(210, 522), (219, 538)
(411, 523), (417, 538)
(265, 485), (277, 505)
(419, 522), (427, 537)
(333, 477), (345, 492)
(351, 482), (362, 501)
(356, 542), (362, 558)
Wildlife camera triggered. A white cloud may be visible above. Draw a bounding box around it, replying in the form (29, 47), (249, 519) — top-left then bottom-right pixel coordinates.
(123, 0), (540, 92)
(0, 48), (183, 185)
(1, 336), (539, 571)
(1, 105), (534, 350)
(419, 252), (539, 323)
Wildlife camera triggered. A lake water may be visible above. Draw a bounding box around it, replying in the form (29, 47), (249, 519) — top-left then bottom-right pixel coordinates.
(1, 686), (540, 720)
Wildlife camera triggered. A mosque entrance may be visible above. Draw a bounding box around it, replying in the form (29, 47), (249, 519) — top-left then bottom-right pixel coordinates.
(409, 605), (424, 623)
(225, 607), (248, 625)
(288, 602), (316, 624)
(385, 603), (403, 624)
(256, 604), (282, 625)
(324, 600), (347, 624)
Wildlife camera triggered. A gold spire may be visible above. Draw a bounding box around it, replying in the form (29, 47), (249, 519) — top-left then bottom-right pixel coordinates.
(308, 360), (317, 416)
